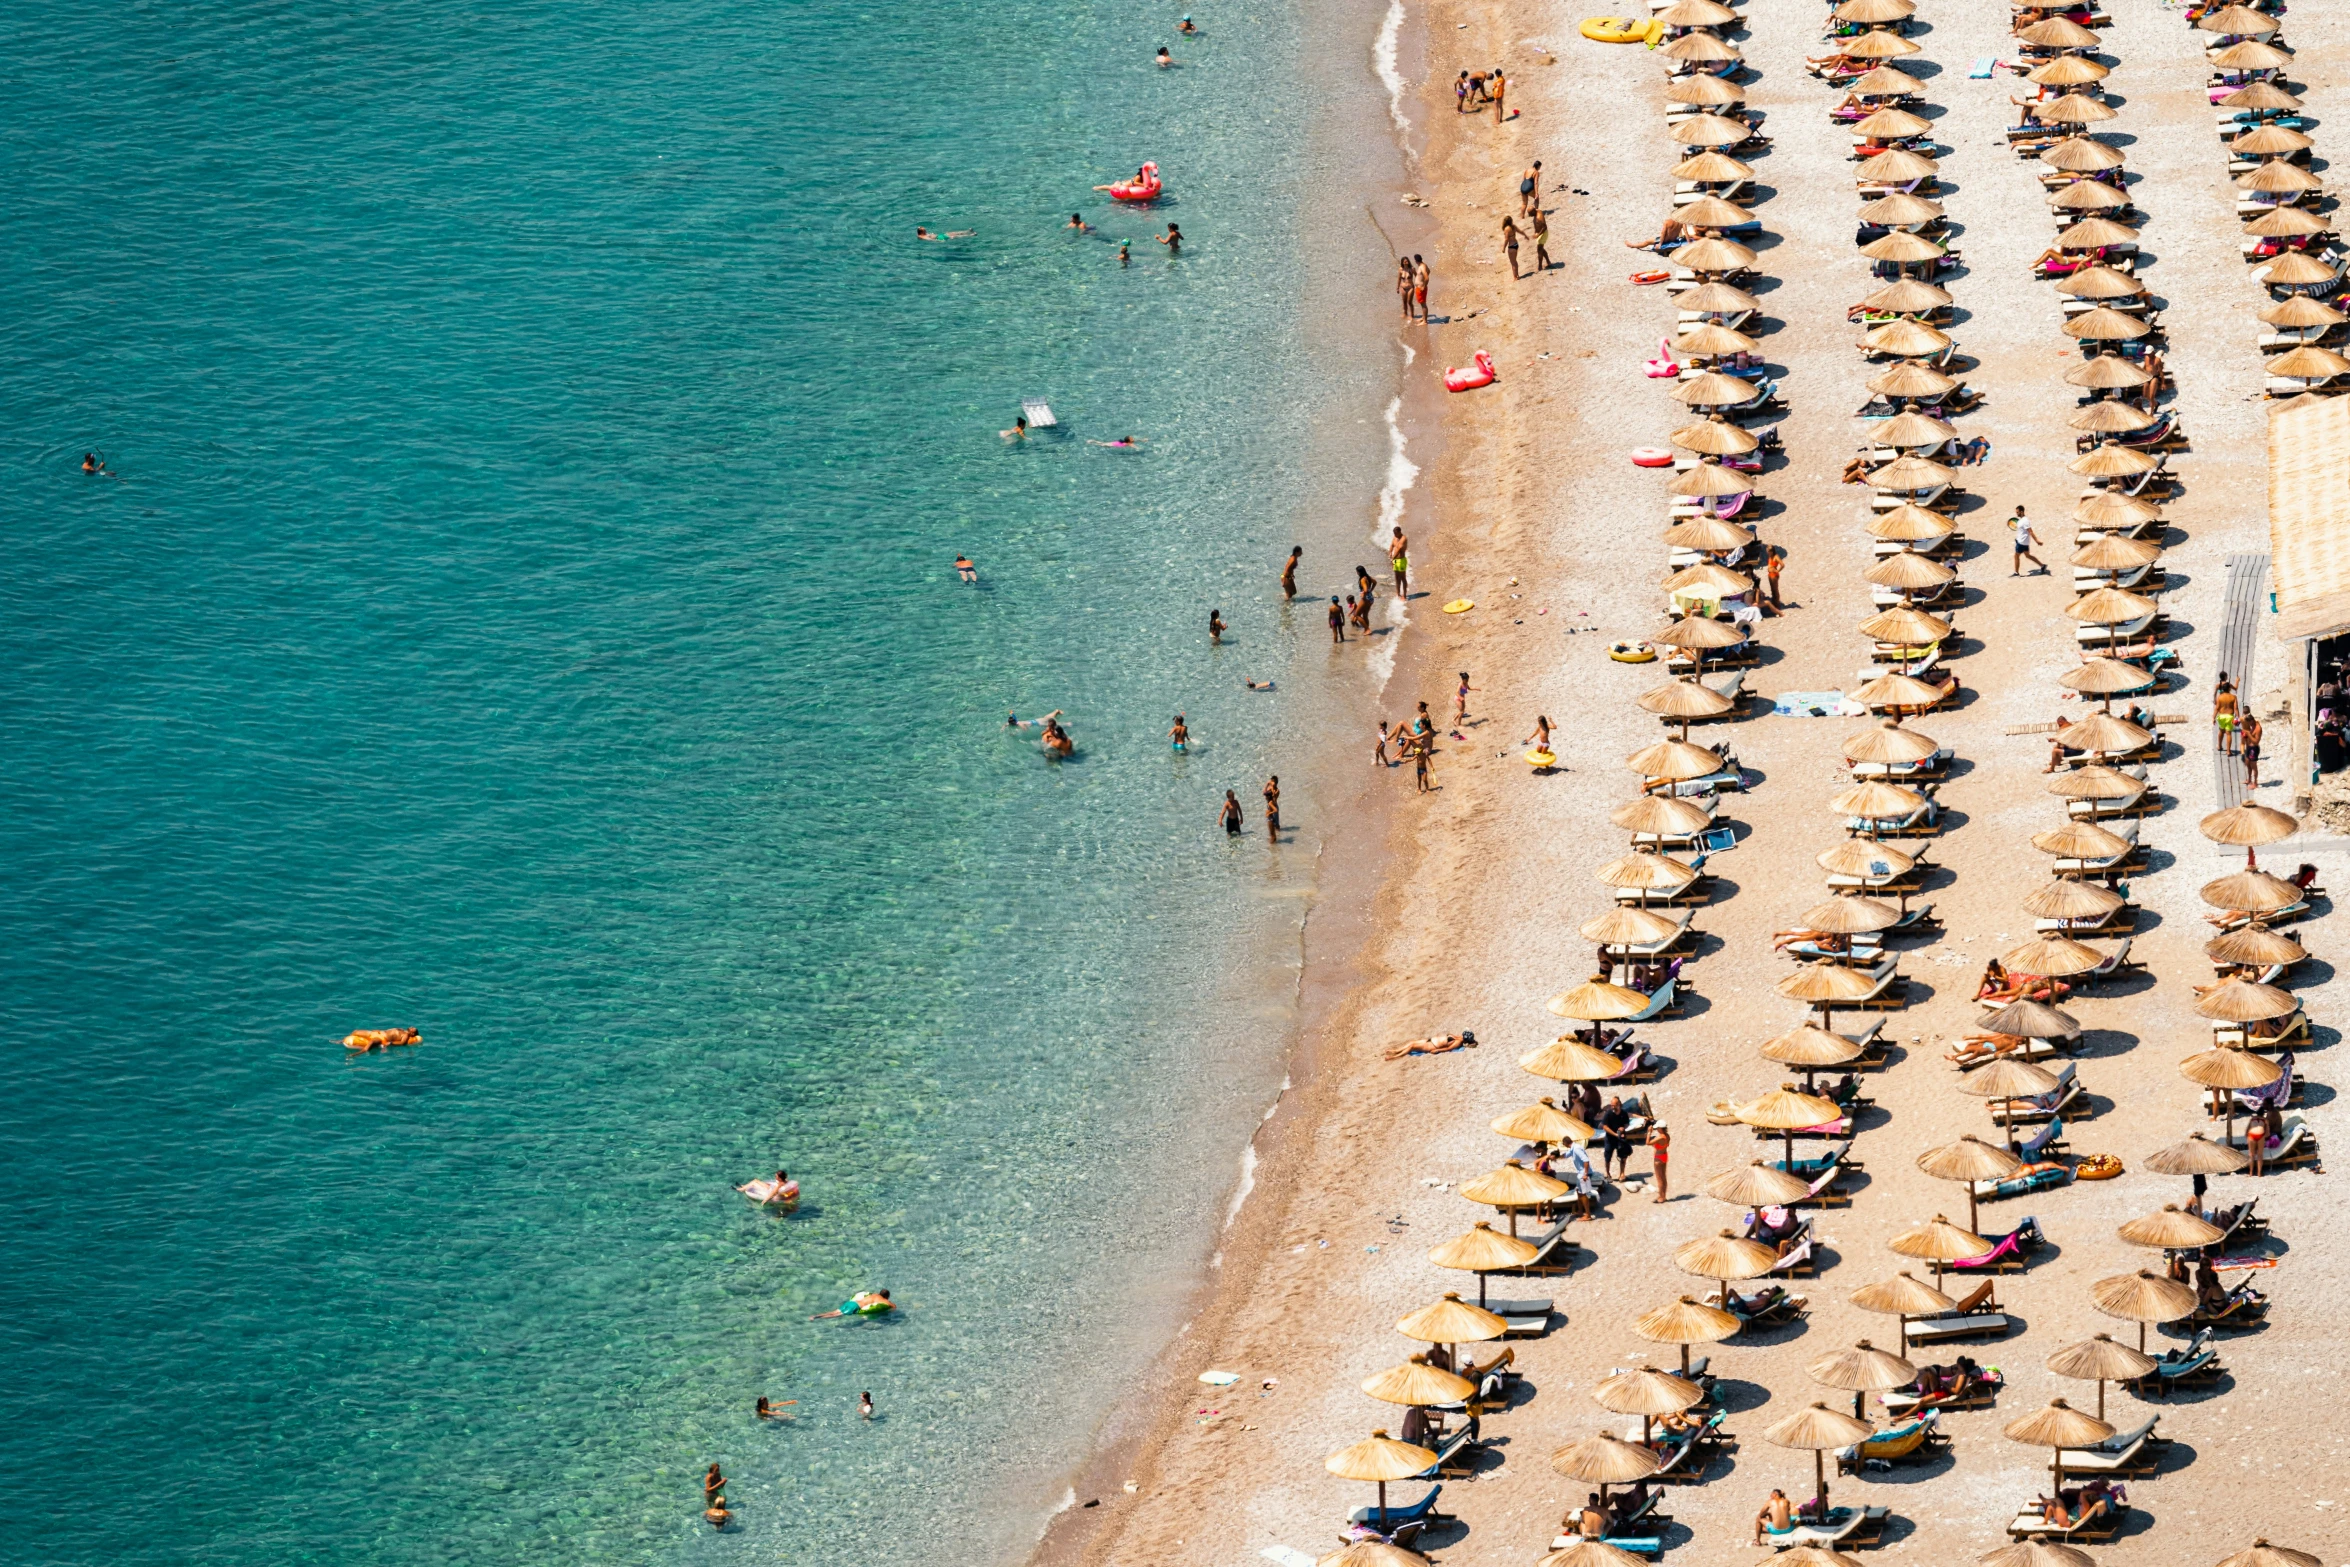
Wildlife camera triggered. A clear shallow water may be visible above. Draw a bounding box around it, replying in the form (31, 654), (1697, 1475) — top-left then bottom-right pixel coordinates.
(0, 2), (1398, 1563)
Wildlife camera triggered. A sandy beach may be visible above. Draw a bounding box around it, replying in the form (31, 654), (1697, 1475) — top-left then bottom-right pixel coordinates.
(1038, 0), (2350, 1564)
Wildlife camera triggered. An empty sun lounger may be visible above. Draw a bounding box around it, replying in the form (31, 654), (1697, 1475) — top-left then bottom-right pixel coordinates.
(1350, 1485), (1445, 1531)
(1500, 1219), (1583, 1278)
(1486, 1296), (1556, 1337)
(2130, 1328), (2220, 1395)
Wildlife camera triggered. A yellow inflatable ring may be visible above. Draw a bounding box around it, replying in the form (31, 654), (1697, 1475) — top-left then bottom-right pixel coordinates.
(1609, 641), (1658, 663)
(1582, 14), (1656, 42)
(1525, 749), (1559, 769)
(1443, 598), (1475, 614)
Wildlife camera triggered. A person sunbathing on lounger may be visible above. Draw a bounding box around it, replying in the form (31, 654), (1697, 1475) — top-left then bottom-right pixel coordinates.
(1626, 218), (1697, 254)
(1754, 1488), (1794, 1545)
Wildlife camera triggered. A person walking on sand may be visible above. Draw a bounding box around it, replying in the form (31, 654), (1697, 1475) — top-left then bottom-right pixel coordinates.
(1390, 527), (1410, 596)
(2009, 506), (2047, 576)
(1647, 1123), (1671, 1202)
(1282, 545), (1302, 600)
(1264, 775), (1282, 841)
(2242, 713), (2264, 789)
(1413, 255), (1430, 320)
(1531, 205), (1552, 273)
(2213, 675), (2240, 756)
(1221, 789), (1244, 836)
(1328, 595), (1346, 642)
(1501, 215), (1524, 280)
(1518, 161), (1541, 216)
(1397, 256), (1416, 321)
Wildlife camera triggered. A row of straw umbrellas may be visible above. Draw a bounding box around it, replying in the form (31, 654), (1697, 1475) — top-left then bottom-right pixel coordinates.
(2182, 3), (2350, 394)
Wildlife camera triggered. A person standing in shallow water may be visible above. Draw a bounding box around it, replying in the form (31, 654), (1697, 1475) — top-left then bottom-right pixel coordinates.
(1263, 775), (1281, 841)
(1390, 527), (1410, 596)
(1328, 596), (1346, 643)
(1397, 256), (1416, 321)
(1221, 790), (1244, 835)
(1281, 545), (1302, 600)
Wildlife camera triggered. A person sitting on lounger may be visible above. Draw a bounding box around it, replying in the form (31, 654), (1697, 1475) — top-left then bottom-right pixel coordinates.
(2290, 862), (2323, 897)
(1626, 218), (1696, 255)
(1754, 1488), (1794, 1544)
(1570, 1493), (1608, 1539)
(1974, 958), (2010, 1001)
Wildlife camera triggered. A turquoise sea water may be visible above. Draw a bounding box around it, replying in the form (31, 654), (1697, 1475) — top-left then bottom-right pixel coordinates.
(0, 2), (1403, 1563)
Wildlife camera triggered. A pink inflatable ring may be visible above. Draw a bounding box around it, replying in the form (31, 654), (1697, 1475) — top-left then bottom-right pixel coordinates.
(1630, 447), (1674, 467)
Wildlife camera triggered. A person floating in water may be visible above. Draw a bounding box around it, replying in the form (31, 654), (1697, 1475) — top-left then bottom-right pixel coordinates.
(1067, 212), (1092, 232)
(811, 1289), (894, 1321)
(1001, 414), (1028, 441)
(755, 1396), (797, 1420)
(1090, 435), (1144, 449)
(956, 555), (978, 582)
(914, 226), (975, 241)
(1007, 709), (1063, 730)
(1246, 679), (1274, 691)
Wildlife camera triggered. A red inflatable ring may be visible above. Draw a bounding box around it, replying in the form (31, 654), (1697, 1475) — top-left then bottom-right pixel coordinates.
(1629, 269), (1671, 285)
(1630, 447), (1674, 467)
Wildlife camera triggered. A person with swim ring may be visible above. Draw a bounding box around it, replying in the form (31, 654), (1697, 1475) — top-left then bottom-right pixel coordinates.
(812, 1289), (893, 1321)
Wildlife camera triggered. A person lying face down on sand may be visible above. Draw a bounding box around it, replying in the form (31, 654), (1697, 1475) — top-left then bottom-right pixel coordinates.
(1384, 1031), (1477, 1060)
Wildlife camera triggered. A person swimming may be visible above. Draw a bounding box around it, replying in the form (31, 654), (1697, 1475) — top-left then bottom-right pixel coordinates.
(956, 555), (978, 581)
(1007, 709), (1063, 729)
(1067, 212), (1092, 232)
(1090, 435), (1144, 449)
(1001, 414), (1028, 440)
(1245, 679), (1274, 691)
(1156, 45), (1173, 66)
(1178, 14), (1196, 32)
(811, 1289), (894, 1320)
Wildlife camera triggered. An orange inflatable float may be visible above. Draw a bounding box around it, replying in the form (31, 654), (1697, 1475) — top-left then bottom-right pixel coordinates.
(342, 1027), (421, 1051)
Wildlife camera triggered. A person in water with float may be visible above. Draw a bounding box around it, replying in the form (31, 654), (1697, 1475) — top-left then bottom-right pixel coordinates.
(1096, 162), (1163, 202)
(738, 1169), (799, 1207)
(811, 1289), (894, 1321)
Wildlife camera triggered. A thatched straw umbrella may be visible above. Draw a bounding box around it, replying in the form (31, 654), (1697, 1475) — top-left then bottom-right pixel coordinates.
(1958, 1056), (2061, 1150)
(1427, 1221), (1537, 1308)
(1850, 1271), (1953, 1355)
(1326, 1430), (1439, 1519)
(2090, 1269), (2196, 1352)
(1675, 1229), (1779, 1307)
(1738, 1086), (1844, 1167)
(1763, 1402), (1873, 1511)
(1521, 1035), (1627, 1085)
(1889, 1213), (1993, 1287)
(1918, 1135), (2021, 1233)
(1362, 1356), (1476, 1409)
(2005, 1399), (2114, 1490)
(2200, 804), (2297, 869)
(1550, 1431), (1664, 1521)
(1395, 1292), (1507, 1360)
(1491, 1098), (1596, 1148)
(1458, 1161), (1569, 1237)
(2046, 1333), (2154, 1419)
(1593, 1365), (1704, 1443)
(1809, 1340), (1917, 1419)
(1632, 1295), (1740, 1374)
(2178, 1047), (2281, 1144)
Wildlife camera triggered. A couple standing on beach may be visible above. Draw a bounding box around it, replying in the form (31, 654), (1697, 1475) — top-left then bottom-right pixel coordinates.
(1397, 255), (1431, 321)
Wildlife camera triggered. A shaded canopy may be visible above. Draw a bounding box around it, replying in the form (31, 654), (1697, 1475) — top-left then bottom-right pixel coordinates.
(1326, 1430), (1439, 1482)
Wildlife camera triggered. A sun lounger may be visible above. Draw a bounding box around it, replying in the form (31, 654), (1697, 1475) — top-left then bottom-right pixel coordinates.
(1948, 1035), (2061, 1069)
(1950, 1217), (2044, 1274)
(2070, 936), (2138, 987)
(2015, 1117), (2068, 1161)
(1651, 1408), (1732, 1484)
(1986, 1071), (2080, 1127)
(1771, 1140), (1861, 1180)
(1765, 1504), (1891, 1549)
(2007, 1501), (2125, 1543)
(1766, 1235), (1818, 1278)
(2129, 1328), (2221, 1395)
(1881, 1357), (2002, 1414)
(2057, 1434), (2154, 1478)
(1725, 1284), (1807, 1327)
(1486, 1296), (1556, 1336)
(2209, 1199), (2265, 1244)
(1972, 1160), (2072, 1202)
(1499, 1219), (1583, 1278)
(1837, 1409), (1945, 1473)
(1909, 1304), (2010, 1345)
(1421, 1416), (1483, 1477)
(2231, 1051), (2295, 1115)
(1350, 1485), (1445, 1531)
(2211, 1009), (2308, 1051)
(2187, 1280), (2269, 1331)
(2207, 898), (2309, 932)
